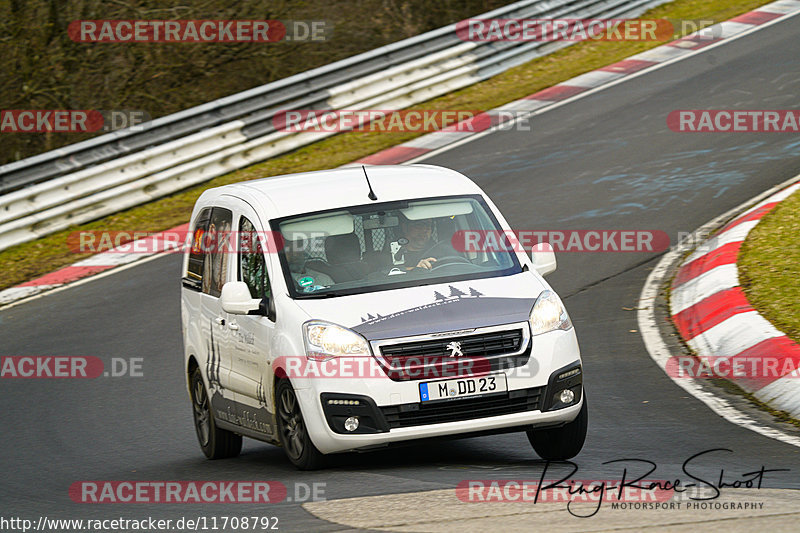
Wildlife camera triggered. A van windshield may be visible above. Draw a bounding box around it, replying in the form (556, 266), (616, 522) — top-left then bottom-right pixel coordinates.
(273, 195), (522, 298)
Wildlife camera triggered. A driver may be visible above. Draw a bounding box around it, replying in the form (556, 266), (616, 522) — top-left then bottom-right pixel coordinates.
(394, 217), (442, 270)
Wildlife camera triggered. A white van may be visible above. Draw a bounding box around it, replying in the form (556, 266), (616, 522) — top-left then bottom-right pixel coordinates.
(181, 164), (585, 469)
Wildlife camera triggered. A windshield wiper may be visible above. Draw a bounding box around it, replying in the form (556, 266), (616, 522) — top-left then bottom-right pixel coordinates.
(294, 290), (349, 299)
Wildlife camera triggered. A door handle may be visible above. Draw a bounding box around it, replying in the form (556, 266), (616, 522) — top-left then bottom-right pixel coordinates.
(228, 321), (239, 331)
(214, 317), (225, 327)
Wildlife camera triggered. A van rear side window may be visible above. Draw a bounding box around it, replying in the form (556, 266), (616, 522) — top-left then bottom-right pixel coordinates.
(185, 207), (212, 291)
(185, 207), (232, 297)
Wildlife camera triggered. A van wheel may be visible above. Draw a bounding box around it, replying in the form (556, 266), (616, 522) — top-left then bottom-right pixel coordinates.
(527, 395), (587, 461)
(276, 379), (325, 470)
(190, 367), (242, 459)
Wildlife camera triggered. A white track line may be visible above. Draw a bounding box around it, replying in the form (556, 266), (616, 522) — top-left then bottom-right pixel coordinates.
(637, 172), (800, 449)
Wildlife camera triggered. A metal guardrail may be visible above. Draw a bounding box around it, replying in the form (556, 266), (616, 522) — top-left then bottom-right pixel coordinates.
(0, 0), (670, 252)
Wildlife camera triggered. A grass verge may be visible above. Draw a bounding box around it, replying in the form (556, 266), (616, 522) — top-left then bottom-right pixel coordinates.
(0, 0), (776, 291)
(739, 186), (800, 344)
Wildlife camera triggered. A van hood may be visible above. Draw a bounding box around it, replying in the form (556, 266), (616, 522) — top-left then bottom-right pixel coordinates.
(292, 273), (546, 341)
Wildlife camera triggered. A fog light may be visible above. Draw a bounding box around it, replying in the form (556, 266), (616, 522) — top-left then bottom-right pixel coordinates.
(559, 389), (575, 404)
(344, 416), (360, 432)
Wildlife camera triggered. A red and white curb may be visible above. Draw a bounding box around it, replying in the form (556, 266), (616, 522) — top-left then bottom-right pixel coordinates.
(670, 182), (800, 418)
(2, 0), (799, 308)
(354, 0), (800, 165)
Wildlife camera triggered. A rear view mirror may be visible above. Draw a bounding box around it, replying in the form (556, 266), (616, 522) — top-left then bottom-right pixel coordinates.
(531, 243), (557, 276)
(362, 215), (399, 230)
(220, 281), (262, 315)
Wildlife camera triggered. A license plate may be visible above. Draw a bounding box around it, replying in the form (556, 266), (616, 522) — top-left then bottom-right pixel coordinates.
(419, 374), (507, 402)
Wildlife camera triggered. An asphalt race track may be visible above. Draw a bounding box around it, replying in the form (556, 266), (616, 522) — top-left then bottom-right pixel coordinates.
(2, 12), (800, 531)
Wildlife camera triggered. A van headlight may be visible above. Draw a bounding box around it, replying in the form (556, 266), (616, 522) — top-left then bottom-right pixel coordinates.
(529, 290), (573, 336)
(303, 321), (371, 361)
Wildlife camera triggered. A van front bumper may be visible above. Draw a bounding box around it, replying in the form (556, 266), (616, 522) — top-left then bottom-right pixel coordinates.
(296, 359), (583, 454)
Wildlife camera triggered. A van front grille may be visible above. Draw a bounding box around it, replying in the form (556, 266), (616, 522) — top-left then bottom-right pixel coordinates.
(380, 329), (523, 362)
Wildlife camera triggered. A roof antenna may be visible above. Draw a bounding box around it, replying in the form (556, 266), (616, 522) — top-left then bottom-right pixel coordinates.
(362, 165), (378, 201)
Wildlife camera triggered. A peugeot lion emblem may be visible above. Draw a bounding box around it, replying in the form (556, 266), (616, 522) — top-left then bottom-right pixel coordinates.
(446, 341), (463, 358)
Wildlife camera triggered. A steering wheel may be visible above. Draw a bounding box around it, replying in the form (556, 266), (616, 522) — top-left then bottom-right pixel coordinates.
(429, 255), (473, 270)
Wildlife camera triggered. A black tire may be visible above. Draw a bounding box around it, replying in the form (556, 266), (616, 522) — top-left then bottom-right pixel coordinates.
(527, 394), (588, 461)
(190, 367), (242, 459)
(275, 379), (325, 470)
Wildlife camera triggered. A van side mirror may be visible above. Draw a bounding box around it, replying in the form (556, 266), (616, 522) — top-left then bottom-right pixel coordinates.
(261, 294), (276, 322)
(220, 281), (262, 315)
(530, 243), (557, 276)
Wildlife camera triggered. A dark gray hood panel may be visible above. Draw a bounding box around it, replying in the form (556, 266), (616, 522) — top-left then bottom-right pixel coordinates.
(351, 295), (534, 341)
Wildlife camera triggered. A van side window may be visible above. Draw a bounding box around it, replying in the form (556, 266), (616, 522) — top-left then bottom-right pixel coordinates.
(185, 207), (212, 290)
(202, 207), (233, 297)
(239, 216), (271, 300)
